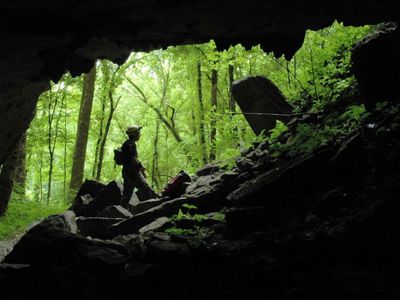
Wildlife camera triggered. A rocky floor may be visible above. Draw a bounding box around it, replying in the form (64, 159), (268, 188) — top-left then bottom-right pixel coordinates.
(1, 105), (400, 299)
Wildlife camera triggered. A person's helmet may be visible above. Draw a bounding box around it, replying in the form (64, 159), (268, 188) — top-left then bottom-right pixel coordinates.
(126, 125), (142, 135)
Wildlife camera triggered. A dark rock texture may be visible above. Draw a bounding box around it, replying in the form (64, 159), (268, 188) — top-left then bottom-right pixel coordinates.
(98, 205), (133, 219)
(232, 76), (293, 135)
(70, 180), (123, 217)
(2, 105), (400, 298)
(352, 23), (400, 110)
(0, 1), (399, 164)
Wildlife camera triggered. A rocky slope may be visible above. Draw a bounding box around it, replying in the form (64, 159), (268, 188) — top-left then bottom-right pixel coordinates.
(1, 100), (400, 299)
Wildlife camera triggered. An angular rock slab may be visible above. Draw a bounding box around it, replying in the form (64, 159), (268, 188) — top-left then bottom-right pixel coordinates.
(138, 217), (170, 235)
(98, 205), (133, 219)
(76, 217), (126, 238)
(130, 198), (167, 216)
(90, 181), (124, 215)
(69, 179), (106, 216)
(72, 181), (124, 217)
(232, 76), (292, 135)
(5, 213), (126, 267)
(109, 197), (188, 236)
(352, 23), (400, 110)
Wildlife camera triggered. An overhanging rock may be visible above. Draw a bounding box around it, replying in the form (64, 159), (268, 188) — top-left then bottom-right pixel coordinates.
(232, 76), (293, 135)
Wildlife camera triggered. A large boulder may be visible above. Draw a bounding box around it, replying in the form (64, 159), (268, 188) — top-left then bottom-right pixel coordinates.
(109, 197), (188, 236)
(76, 217), (126, 238)
(232, 76), (293, 135)
(69, 179), (106, 216)
(352, 23), (400, 110)
(4, 212), (126, 267)
(71, 181), (124, 217)
(98, 205), (133, 219)
(130, 198), (167, 216)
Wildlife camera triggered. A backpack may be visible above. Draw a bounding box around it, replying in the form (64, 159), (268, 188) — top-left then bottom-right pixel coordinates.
(161, 170), (191, 198)
(114, 148), (125, 165)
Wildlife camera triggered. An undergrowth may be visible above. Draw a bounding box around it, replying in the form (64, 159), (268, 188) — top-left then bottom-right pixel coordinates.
(0, 200), (67, 239)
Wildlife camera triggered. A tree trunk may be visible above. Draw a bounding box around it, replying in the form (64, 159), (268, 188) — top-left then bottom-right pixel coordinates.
(92, 95), (106, 178)
(69, 65), (96, 196)
(209, 69), (218, 161)
(47, 88), (64, 203)
(228, 64), (236, 113)
(0, 145), (18, 216)
(197, 62), (207, 165)
(63, 92), (68, 202)
(151, 119), (161, 191)
(96, 92), (120, 181)
(13, 132), (26, 199)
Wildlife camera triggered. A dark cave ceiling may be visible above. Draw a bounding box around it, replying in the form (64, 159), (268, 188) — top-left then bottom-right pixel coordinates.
(0, 0), (399, 164)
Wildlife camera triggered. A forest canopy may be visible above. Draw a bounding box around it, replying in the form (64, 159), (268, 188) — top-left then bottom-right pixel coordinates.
(0, 21), (373, 236)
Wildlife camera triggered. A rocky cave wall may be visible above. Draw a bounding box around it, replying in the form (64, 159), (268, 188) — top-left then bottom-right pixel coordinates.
(0, 0), (399, 164)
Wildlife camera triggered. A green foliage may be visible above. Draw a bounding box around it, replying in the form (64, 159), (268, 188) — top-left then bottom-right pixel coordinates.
(0, 200), (67, 239)
(266, 104), (369, 158)
(164, 227), (196, 236)
(2, 20), (372, 240)
(167, 204), (225, 237)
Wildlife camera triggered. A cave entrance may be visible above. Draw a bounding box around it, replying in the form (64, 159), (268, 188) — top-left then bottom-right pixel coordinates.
(1, 21), (374, 234)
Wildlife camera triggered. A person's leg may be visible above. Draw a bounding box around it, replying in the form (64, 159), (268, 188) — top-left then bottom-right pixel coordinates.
(133, 171), (158, 201)
(121, 175), (135, 208)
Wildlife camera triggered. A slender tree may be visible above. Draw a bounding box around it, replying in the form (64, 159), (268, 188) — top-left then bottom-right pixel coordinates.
(92, 93), (106, 178)
(96, 91), (121, 180)
(228, 64), (236, 113)
(46, 86), (65, 203)
(62, 92), (68, 202)
(197, 62), (207, 164)
(69, 64), (96, 196)
(209, 69), (218, 161)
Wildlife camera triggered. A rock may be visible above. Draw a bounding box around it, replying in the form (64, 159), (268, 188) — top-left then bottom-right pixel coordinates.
(70, 194), (95, 216)
(109, 197), (188, 236)
(112, 234), (138, 245)
(76, 217), (125, 238)
(146, 240), (190, 261)
(130, 198), (166, 216)
(152, 232), (171, 241)
(185, 174), (224, 197)
(0, 263), (30, 271)
(98, 205), (133, 219)
(4, 224), (127, 267)
(138, 217), (170, 235)
(69, 179), (106, 215)
(226, 207), (273, 234)
(127, 191), (141, 207)
(227, 149), (334, 208)
(0, 239), (21, 263)
(196, 164), (220, 176)
(232, 76), (293, 135)
(38, 210), (78, 234)
(74, 181), (124, 217)
(123, 263), (152, 280)
(352, 23), (400, 110)
(89, 181), (124, 215)
(112, 234), (147, 259)
(125, 234), (147, 258)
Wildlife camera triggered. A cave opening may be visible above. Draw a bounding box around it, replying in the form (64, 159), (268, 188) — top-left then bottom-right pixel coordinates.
(4, 21), (371, 212)
(0, 2), (400, 297)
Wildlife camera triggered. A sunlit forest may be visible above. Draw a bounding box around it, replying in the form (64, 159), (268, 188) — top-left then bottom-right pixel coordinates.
(0, 21), (373, 237)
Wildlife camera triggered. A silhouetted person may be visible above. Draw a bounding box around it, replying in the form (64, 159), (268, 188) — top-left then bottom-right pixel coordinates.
(121, 125), (158, 207)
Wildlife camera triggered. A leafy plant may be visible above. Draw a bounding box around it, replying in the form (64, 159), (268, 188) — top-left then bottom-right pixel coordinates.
(167, 204), (225, 237)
